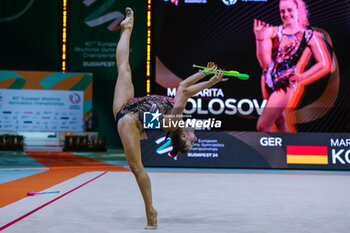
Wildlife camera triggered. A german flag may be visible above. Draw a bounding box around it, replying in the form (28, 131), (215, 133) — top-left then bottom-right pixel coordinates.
(287, 146), (328, 164)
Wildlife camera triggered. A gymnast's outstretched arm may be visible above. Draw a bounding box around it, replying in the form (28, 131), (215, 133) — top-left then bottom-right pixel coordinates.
(177, 62), (217, 87)
(167, 67), (226, 127)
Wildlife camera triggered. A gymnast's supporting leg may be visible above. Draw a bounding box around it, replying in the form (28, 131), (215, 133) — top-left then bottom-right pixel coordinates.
(113, 7), (135, 117)
(257, 86), (295, 132)
(117, 116), (158, 229)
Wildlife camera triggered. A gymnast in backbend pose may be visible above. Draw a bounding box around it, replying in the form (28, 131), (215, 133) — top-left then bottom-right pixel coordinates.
(113, 8), (226, 229)
(254, 0), (331, 132)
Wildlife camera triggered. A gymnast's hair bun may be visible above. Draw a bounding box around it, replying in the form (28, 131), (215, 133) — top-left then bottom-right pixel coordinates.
(169, 148), (178, 157)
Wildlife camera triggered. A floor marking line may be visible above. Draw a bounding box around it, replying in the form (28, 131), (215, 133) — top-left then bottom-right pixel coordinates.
(0, 168), (48, 171)
(0, 165), (124, 171)
(146, 170), (350, 176)
(0, 171), (108, 231)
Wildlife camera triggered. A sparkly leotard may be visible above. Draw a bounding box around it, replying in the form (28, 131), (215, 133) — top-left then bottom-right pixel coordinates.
(264, 25), (313, 92)
(115, 95), (175, 126)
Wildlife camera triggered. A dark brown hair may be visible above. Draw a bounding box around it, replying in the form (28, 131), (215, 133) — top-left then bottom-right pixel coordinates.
(167, 128), (190, 157)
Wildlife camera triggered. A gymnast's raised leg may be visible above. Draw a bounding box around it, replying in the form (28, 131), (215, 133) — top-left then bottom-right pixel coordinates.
(113, 7), (134, 116)
(112, 8), (158, 229)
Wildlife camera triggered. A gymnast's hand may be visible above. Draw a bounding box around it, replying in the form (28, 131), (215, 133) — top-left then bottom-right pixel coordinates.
(200, 62), (217, 75)
(209, 69), (228, 85)
(206, 62), (217, 70)
(289, 73), (303, 83)
(254, 19), (273, 41)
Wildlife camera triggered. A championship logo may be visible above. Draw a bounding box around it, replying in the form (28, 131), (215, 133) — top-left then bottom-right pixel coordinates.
(69, 93), (81, 104)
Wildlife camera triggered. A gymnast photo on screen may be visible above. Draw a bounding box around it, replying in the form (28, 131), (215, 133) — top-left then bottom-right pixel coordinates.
(254, 0), (332, 132)
(113, 7), (227, 229)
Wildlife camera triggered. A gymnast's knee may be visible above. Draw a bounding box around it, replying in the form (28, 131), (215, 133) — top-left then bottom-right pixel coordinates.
(117, 63), (131, 75)
(128, 162), (145, 176)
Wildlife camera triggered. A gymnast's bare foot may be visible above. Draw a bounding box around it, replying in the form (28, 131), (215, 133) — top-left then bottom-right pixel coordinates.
(145, 208), (158, 230)
(120, 7), (134, 30)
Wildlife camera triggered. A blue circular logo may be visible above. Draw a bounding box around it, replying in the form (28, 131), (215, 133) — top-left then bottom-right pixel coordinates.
(221, 0), (238, 6)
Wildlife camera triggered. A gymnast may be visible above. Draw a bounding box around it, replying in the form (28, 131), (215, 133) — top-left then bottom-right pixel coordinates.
(254, 0), (331, 132)
(113, 7), (226, 229)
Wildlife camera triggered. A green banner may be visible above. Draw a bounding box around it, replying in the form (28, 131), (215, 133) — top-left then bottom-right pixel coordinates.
(68, 0), (146, 79)
(68, 1), (147, 148)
